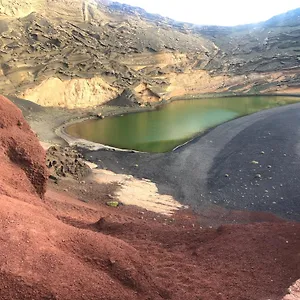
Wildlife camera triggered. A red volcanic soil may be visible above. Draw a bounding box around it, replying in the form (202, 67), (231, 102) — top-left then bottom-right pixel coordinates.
(0, 95), (299, 300)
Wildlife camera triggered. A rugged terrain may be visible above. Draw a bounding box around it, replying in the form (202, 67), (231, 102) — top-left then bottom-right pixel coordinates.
(0, 1), (299, 299)
(0, 1), (299, 108)
(0, 94), (299, 300)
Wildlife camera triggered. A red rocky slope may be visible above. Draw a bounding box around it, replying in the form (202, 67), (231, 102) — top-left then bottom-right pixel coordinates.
(0, 95), (299, 299)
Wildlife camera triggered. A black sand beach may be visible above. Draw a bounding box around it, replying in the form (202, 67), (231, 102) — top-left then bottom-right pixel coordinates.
(83, 103), (300, 221)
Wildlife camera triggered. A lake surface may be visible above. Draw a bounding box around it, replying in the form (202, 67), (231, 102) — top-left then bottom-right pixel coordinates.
(66, 96), (299, 152)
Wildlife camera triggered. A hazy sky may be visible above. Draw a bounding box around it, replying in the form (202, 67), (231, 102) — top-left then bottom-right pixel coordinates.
(117, 0), (300, 26)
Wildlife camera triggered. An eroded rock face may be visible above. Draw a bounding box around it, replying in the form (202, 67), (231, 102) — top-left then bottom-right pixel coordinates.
(0, 95), (48, 197)
(0, 0), (217, 108)
(0, 1), (299, 108)
(19, 77), (120, 108)
(0, 0), (42, 18)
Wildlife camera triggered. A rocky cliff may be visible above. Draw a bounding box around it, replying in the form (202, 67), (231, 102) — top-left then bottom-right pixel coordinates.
(0, 1), (299, 108)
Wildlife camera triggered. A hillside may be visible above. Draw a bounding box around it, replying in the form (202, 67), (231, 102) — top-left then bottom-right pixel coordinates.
(0, 1), (299, 108)
(0, 94), (298, 300)
(0, 2), (299, 298)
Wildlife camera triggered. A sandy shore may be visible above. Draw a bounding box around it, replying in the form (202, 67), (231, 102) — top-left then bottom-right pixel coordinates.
(8, 95), (161, 146)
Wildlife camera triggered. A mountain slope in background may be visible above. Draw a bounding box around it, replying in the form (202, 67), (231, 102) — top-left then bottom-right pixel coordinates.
(0, 1), (299, 108)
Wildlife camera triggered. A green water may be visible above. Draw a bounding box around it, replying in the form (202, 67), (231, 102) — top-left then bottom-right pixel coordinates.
(66, 96), (299, 153)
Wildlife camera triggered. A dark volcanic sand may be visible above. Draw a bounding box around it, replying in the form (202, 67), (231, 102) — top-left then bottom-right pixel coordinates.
(83, 103), (300, 222)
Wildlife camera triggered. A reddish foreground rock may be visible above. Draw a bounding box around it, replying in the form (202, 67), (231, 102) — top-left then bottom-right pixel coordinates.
(0, 96), (166, 299)
(0, 95), (299, 299)
(0, 95), (48, 198)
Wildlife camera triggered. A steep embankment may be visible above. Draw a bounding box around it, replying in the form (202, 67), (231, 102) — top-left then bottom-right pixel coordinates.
(0, 0), (216, 108)
(0, 95), (167, 299)
(0, 1), (299, 108)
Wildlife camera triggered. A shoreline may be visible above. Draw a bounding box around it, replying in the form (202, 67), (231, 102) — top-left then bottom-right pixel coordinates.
(171, 92), (300, 101)
(56, 93), (300, 153)
(79, 102), (300, 222)
(56, 115), (149, 153)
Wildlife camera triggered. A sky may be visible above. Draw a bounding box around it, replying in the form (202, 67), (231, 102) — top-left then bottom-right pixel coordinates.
(116, 0), (300, 26)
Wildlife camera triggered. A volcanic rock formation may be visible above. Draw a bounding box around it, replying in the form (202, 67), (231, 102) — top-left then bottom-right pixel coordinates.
(0, 95), (167, 299)
(0, 1), (299, 108)
(0, 95), (47, 197)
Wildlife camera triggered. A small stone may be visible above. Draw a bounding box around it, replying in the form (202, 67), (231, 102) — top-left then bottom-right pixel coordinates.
(251, 160), (259, 164)
(106, 201), (119, 208)
(49, 174), (58, 181)
(261, 151), (265, 154)
(267, 165), (272, 168)
(109, 258), (116, 264)
(255, 174), (262, 179)
(224, 174), (229, 177)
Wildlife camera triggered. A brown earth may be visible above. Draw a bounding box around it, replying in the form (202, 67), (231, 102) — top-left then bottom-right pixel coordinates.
(0, 97), (299, 299)
(0, 1), (300, 108)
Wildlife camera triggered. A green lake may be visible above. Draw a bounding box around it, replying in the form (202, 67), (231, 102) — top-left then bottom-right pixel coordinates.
(66, 96), (299, 153)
